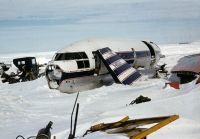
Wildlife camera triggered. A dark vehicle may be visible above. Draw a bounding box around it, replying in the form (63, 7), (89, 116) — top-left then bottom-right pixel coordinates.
(13, 57), (39, 81)
(1, 57), (42, 84)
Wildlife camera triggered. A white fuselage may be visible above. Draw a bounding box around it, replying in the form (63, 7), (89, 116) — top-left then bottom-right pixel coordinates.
(45, 39), (161, 93)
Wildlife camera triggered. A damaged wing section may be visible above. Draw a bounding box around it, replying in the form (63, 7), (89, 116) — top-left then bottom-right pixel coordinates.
(96, 47), (141, 85)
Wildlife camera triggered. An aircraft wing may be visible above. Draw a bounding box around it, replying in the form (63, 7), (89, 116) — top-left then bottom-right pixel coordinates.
(96, 47), (141, 85)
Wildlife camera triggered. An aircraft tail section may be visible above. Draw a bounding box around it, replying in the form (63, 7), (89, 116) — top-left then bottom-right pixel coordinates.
(97, 47), (141, 85)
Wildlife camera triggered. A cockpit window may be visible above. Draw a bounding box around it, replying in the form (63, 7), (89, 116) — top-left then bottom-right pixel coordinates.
(55, 52), (88, 61)
(79, 52), (88, 59)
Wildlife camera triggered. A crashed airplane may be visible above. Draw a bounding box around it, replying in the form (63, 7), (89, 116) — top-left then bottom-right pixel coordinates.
(45, 39), (162, 93)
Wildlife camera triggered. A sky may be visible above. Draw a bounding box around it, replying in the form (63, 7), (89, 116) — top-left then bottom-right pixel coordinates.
(0, 0), (200, 53)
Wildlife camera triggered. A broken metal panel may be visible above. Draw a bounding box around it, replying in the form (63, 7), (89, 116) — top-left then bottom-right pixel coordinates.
(171, 54), (200, 74)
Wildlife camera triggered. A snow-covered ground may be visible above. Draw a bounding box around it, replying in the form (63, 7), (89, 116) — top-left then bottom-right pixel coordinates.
(0, 42), (200, 139)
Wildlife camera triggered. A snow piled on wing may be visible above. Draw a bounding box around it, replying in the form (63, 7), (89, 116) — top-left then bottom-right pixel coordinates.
(0, 42), (200, 139)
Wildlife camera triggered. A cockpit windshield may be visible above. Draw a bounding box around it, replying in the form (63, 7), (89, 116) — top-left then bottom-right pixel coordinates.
(54, 52), (88, 61)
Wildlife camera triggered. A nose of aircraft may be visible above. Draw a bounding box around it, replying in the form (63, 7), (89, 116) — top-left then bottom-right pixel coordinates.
(46, 65), (62, 81)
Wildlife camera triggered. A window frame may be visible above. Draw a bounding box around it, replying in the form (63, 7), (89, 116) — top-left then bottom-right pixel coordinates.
(54, 52), (88, 61)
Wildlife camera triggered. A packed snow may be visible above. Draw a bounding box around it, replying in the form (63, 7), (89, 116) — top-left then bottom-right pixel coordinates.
(0, 42), (200, 139)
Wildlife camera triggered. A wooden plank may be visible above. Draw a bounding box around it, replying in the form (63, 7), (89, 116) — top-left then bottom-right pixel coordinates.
(124, 116), (171, 128)
(91, 115), (171, 132)
(106, 126), (146, 134)
(90, 116), (129, 131)
(129, 115), (179, 139)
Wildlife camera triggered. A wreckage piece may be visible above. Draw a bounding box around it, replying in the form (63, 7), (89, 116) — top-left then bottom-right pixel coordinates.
(0, 62), (11, 74)
(171, 54), (200, 74)
(152, 64), (168, 78)
(36, 121), (53, 139)
(16, 121), (53, 139)
(1, 72), (20, 84)
(129, 95), (151, 105)
(167, 54), (200, 89)
(84, 115), (179, 139)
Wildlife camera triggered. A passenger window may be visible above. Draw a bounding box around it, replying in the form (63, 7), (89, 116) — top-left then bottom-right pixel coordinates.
(77, 61), (85, 69)
(76, 60), (90, 69)
(65, 53), (81, 60)
(84, 60), (90, 68)
(79, 52), (88, 59)
(55, 54), (65, 60)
